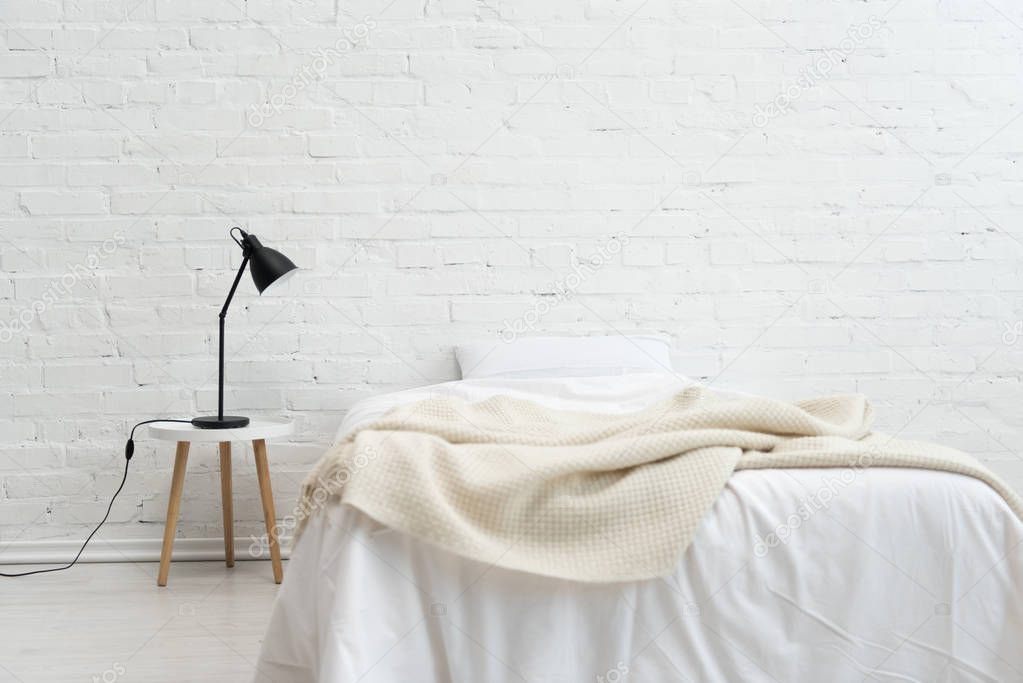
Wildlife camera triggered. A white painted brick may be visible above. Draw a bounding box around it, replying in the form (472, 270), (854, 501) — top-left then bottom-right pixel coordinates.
(0, 1), (61, 21)
(31, 135), (121, 160)
(530, 244), (574, 267)
(487, 246), (531, 267)
(227, 359), (314, 383)
(253, 109), (333, 131)
(110, 191), (202, 215)
(374, 26), (456, 49)
(219, 136), (306, 158)
(4, 472), (92, 499)
(0, 135), (28, 158)
(20, 191), (107, 215)
(0, 108), (61, 131)
(710, 241), (753, 265)
(396, 243), (439, 268)
(300, 274), (371, 297)
(412, 54), (493, 79)
(248, 163), (335, 185)
(189, 27), (282, 52)
(154, 0), (244, 21)
(360, 299), (450, 326)
(27, 333), (116, 359)
(298, 329), (381, 355)
(67, 163), (158, 186)
(443, 244), (485, 265)
(61, 55), (147, 78)
(81, 80), (126, 105)
(0, 54), (51, 77)
(372, 81), (424, 106)
(174, 81), (217, 104)
(105, 274), (194, 299)
(43, 363), (134, 389)
(14, 392), (102, 416)
(293, 191), (379, 214)
(196, 387), (283, 412)
(450, 299), (530, 323)
(0, 420), (36, 442)
(104, 28), (189, 50)
(62, 0), (155, 21)
(64, 108), (155, 133)
(124, 134), (217, 159)
(622, 242), (664, 266)
(251, 0), (335, 22)
(308, 135), (361, 158)
(35, 80), (82, 106)
(0, 164), (64, 186)
(126, 81), (170, 104)
(133, 359), (212, 386)
(156, 107), (243, 131)
(425, 81), (516, 106)
(103, 389), (192, 414)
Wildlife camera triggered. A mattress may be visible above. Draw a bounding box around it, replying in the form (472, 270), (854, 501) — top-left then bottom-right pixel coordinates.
(256, 374), (1023, 682)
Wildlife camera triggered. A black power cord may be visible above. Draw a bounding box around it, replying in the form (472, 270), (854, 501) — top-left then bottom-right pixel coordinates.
(0, 419), (193, 578)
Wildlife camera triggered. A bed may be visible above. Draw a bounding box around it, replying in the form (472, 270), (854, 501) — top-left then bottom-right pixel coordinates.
(255, 340), (1023, 682)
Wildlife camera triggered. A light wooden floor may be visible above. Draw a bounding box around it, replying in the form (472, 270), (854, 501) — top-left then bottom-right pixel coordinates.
(0, 561), (283, 683)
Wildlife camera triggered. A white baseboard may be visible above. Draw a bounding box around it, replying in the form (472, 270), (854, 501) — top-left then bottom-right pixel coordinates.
(0, 536), (292, 565)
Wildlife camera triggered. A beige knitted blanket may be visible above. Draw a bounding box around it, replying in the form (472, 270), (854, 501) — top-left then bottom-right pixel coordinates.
(297, 387), (1023, 582)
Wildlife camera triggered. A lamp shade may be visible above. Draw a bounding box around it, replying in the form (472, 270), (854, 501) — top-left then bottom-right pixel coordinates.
(248, 238), (298, 294)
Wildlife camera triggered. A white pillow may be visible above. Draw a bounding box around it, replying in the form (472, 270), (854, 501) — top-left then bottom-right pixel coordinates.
(455, 335), (673, 380)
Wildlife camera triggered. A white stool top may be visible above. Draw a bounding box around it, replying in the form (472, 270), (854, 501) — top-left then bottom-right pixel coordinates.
(147, 417), (294, 443)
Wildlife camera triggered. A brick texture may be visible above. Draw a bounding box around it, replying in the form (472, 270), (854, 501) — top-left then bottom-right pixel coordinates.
(1, 0), (1022, 544)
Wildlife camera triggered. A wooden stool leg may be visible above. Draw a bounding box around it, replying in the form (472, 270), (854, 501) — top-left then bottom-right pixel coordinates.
(253, 439), (283, 584)
(158, 441), (190, 587)
(219, 442), (234, 568)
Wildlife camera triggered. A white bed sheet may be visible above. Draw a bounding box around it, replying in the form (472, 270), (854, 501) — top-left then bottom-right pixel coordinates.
(259, 375), (1023, 682)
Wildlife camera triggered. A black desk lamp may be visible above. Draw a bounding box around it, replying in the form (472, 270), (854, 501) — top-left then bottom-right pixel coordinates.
(192, 227), (298, 429)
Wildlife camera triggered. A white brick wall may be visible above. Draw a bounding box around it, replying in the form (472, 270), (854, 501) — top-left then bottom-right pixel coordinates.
(2, 0), (1023, 549)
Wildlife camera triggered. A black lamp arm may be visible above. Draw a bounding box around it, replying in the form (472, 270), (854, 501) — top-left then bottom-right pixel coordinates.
(217, 245), (251, 421)
(220, 251), (250, 319)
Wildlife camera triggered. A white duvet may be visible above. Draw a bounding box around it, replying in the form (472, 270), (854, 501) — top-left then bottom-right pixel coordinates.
(256, 374), (1023, 682)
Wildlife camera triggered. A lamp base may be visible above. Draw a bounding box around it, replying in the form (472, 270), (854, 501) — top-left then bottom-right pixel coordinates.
(191, 415), (251, 429)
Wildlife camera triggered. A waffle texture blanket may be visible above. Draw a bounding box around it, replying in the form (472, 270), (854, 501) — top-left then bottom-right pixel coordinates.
(297, 387), (1023, 582)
